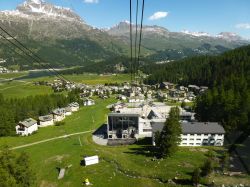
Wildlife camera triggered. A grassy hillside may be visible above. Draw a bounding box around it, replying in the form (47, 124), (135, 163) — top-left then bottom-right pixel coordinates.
(0, 98), (227, 187)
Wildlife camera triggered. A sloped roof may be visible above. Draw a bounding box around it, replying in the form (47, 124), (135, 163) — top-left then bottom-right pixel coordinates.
(68, 102), (79, 107)
(52, 108), (65, 115)
(19, 118), (37, 127)
(39, 115), (53, 122)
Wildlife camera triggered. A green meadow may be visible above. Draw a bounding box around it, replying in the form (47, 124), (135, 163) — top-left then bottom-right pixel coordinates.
(0, 72), (130, 98)
(0, 98), (225, 187)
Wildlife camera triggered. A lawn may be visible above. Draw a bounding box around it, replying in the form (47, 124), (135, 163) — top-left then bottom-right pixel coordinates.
(0, 71), (28, 79)
(0, 81), (53, 98)
(6, 71), (130, 85)
(0, 98), (115, 149)
(19, 136), (163, 187)
(0, 72), (130, 98)
(27, 73), (130, 85)
(0, 97), (226, 187)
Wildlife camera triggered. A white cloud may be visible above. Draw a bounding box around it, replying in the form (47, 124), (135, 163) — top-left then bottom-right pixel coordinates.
(83, 0), (99, 4)
(149, 11), (168, 21)
(235, 23), (250, 29)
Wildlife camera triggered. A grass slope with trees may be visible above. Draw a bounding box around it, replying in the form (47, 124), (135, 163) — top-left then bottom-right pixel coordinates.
(1, 98), (236, 187)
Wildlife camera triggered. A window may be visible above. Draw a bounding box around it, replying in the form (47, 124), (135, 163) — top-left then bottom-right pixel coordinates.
(143, 129), (152, 132)
(109, 135), (112, 139)
(190, 134), (194, 136)
(204, 134), (208, 136)
(182, 138), (187, 141)
(197, 134), (201, 136)
(190, 138), (194, 141)
(189, 143), (194, 145)
(182, 143), (187, 145)
(196, 143), (201, 145)
(197, 139), (201, 141)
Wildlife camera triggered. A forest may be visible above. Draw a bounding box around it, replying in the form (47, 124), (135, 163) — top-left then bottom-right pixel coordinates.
(145, 45), (250, 132)
(0, 91), (80, 137)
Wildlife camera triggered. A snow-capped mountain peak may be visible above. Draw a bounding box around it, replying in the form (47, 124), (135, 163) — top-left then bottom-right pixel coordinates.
(216, 32), (243, 41)
(12, 0), (83, 21)
(181, 30), (211, 37)
(24, 0), (44, 5)
(107, 21), (169, 36)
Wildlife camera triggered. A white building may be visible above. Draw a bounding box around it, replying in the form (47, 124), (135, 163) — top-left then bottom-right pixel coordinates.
(84, 156), (99, 166)
(107, 102), (173, 140)
(180, 122), (225, 146)
(152, 122), (225, 146)
(128, 96), (145, 103)
(52, 108), (65, 122)
(65, 107), (72, 116)
(16, 118), (38, 136)
(84, 99), (95, 106)
(38, 115), (54, 127)
(68, 102), (79, 112)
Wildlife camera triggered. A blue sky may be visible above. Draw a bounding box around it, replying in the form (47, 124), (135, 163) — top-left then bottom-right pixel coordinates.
(0, 0), (250, 39)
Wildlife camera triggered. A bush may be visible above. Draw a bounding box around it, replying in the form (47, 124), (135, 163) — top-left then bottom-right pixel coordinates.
(201, 158), (214, 176)
(191, 167), (201, 186)
(55, 121), (65, 126)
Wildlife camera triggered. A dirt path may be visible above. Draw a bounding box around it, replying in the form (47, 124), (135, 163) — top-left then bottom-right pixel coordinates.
(10, 130), (93, 150)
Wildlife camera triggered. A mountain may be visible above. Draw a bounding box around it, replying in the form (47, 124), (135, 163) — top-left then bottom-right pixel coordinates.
(107, 21), (249, 61)
(1, 0), (91, 39)
(0, 0), (128, 69)
(0, 0), (249, 70)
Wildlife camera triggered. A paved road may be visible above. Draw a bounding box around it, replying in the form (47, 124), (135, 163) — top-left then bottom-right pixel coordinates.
(10, 130), (93, 150)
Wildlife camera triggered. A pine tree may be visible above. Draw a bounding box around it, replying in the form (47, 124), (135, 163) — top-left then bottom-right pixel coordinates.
(159, 107), (181, 157)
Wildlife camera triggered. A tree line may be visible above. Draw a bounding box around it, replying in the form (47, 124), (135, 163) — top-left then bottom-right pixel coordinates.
(0, 91), (80, 137)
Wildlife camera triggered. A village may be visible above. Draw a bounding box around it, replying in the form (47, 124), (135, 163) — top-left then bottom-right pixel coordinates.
(0, 0), (249, 186)
(29, 78), (225, 148)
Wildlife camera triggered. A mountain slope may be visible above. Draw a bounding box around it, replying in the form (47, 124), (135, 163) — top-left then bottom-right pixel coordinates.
(107, 21), (250, 60)
(0, 0), (128, 69)
(0, 0), (249, 70)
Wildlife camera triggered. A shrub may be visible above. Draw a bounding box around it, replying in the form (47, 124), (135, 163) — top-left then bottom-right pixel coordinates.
(55, 121), (65, 126)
